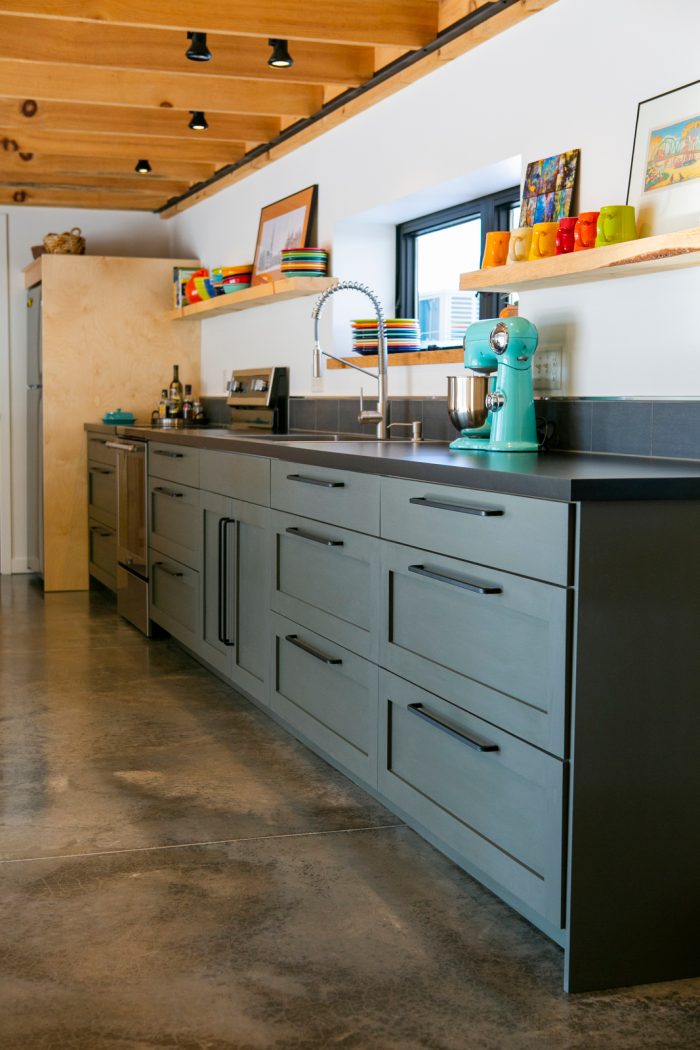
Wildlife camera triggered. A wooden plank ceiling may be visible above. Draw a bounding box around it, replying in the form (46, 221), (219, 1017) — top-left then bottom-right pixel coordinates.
(0, 1), (555, 215)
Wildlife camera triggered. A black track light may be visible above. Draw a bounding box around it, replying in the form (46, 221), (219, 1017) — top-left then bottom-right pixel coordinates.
(268, 39), (293, 68)
(134, 159), (152, 174)
(188, 110), (208, 131)
(186, 31), (212, 62)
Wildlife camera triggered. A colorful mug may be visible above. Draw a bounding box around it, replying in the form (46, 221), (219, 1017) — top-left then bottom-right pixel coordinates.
(481, 230), (511, 268)
(555, 217), (578, 255)
(508, 226), (533, 263)
(528, 222), (559, 260)
(595, 205), (637, 247)
(574, 212), (599, 251)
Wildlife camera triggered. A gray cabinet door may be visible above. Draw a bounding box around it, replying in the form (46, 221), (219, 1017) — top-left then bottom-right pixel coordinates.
(87, 463), (117, 527)
(380, 541), (569, 757)
(200, 449), (270, 505)
(197, 489), (234, 677)
(150, 552), (200, 650)
(88, 519), (117, 592)
(271, 459), (380, 535)
(378, 671), (565, 938)
(148, 479), (201, 569)
(150, 442), (200, 487)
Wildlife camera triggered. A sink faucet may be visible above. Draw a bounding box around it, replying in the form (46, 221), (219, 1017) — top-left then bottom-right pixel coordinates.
(311, 280), (389, 439)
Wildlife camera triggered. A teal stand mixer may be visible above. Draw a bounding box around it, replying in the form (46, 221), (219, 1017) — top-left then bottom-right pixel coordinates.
(448, 316), (539, 452)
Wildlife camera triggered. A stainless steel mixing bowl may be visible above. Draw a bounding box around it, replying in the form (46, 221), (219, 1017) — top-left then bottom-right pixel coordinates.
(447, 373), (491, 432)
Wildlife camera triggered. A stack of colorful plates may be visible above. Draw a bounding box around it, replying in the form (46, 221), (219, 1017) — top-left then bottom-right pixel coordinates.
(351, 318), (420, 354)
(280, 248), (329, 277)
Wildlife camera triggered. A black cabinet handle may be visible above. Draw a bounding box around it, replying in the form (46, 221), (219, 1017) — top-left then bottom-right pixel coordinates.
(153, 486), (184, 499)
(285, 526), (343, 547)
(408, 564), (501, 595)
(218, 517), (236, 647)
(409, 496), (503, 517)
(153, 449), (184, 459)
(154, 561), (184, 578)
(407, 703), (499, 753)
(286, 473), (345, 489)
(89, 525), (112, 537)
(89, 466), (114, 475)
(285, 634), (342, 666)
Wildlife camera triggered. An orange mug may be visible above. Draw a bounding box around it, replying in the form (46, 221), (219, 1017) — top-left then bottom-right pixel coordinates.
(574, 211), (599, 251)
(528, 222), (558, 260)
(555, 217), (577, 255)
(481, 230), (510, 268)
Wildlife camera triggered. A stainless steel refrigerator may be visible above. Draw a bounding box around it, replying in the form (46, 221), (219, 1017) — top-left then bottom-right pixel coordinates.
(26, 287), (43, 576)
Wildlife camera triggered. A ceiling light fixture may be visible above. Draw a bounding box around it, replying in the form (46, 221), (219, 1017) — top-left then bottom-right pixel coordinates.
(186, 31), (212, 62)
(188, 110), (208, 131)
(134, 159), (152, 174)
(268, 39), (293, 68)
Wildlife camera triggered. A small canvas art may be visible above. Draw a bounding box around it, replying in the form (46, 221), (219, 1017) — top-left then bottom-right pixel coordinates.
(520, 149), (579, 227)
(643, 114), (700, 192)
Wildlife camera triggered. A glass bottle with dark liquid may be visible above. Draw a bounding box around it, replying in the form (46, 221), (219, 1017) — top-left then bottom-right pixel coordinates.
(168, 364), (183, 418)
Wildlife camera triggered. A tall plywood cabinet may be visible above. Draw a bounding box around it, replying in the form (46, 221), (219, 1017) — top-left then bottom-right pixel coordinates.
(24, 255), (200, 592)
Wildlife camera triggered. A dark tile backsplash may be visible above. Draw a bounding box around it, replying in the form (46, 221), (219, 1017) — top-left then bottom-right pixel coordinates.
(205, 395), (700, 461)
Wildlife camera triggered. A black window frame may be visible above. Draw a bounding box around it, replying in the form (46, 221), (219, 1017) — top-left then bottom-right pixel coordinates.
(396, 185), (520, 347)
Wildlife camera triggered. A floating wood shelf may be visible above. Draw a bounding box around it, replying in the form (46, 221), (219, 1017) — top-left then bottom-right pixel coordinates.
(459, 226), (700, 292)
(170, 276), (337, 320)
(327, 348), (463, 370)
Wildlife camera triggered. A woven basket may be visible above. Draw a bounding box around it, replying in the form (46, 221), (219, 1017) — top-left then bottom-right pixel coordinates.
(42, 227), (86, 255)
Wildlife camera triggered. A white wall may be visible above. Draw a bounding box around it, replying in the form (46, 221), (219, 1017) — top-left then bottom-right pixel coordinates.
(2, 206), (173, 571)
(169, 0), (700, 399)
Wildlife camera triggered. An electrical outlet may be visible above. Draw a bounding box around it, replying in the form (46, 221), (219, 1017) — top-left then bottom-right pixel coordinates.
(532, 347), (562, 391)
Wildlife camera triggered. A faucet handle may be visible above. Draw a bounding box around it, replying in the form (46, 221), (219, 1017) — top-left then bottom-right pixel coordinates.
(358, 386), (382, 426)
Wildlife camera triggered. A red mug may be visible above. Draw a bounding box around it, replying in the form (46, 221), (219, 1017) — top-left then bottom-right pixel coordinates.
(556, 217), (577, 255)
(574, 211), (599, 251)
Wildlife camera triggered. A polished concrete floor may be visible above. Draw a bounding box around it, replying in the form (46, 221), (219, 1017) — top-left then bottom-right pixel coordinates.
(1, 575), (698, 1050)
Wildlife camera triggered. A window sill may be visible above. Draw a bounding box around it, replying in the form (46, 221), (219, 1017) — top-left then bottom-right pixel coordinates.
(327, 348), (463, 369)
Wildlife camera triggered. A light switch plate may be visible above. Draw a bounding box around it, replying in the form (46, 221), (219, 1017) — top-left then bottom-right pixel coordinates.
(533, 347), (562, 391)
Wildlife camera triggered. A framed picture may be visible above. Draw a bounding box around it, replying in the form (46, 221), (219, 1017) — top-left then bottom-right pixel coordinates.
(251, 185), (318, 285)
(520, 149), (579, 226)
(626, 79), (700, 236)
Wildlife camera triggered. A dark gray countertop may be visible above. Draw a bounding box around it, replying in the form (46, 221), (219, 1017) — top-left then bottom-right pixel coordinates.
(86, 422), (700, 501)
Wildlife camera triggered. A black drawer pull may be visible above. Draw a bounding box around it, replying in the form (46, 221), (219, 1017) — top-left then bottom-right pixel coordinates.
(89, 466), (114, 475)
(409, 496), (504, 517)
(408, 703), (499, 753)
(285, 634), (342, 666)
(285, 526), (343, 547)
(153, 486), (184, 499)
(154, 562), (184, 578)
(88, 438), (109, 446)
(218, 517), (236, 647)
(89, 525), (113, 537)
(408, 564), (501, 595)
(286, 473), (345, 489)
(153, 449), (184, 459)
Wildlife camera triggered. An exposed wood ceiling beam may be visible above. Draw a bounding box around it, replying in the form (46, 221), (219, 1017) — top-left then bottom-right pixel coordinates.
(0, 15), (375, 87)
(0, 1), (438, 48)
(0, 59), (323, 117)
(0, 127), (243, 164)
(0, 172), (191, 193)
(0, 152), (214, 181)
(0, 185), (171, 209)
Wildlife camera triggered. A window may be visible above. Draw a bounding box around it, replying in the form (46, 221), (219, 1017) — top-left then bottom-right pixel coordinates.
(396, 187), (520, 350)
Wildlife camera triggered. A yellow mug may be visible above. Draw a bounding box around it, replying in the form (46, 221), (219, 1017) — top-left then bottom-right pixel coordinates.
(481, 230), (511, 268)
(528, 222), (559, 260)
(508, 226), (533, 263)
(595, 205), (637, 247)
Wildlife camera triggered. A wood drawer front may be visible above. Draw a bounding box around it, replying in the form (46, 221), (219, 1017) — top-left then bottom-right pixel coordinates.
(148, 480), (201, 569)
(200, 450), (270, 506)
(149, 442), (200, 487)
(381, 543), (568, 756)
(86, 434), (117, 467)
(88, 519), (117, 591)
(150, 553), (199, 647)
(381, 476), (571, 585)
(271, 459), (380, 535)
(271, 510), (381, 661)
(87, 462), (117, 526)
(378, 672), (564, 933)
(271, 614), (378, 788)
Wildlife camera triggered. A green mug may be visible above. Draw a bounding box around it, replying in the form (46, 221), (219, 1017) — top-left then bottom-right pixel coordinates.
(595, 205), (637, 247)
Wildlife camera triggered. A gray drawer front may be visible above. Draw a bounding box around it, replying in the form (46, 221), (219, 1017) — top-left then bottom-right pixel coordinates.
(378, 672), (564, 932)
(200, 450), (270, 506)
(88, 519), (116, 591)
(381, 542), (568, 756)
(86, 433), (117, 467)
(149, 479), (201, 569)
(271, 459), (380, 535)
(88, 462), (117, 526)
(271, 510), (381, 661)
(271, 614), (378, 788)
(149, 442), (200, 487)
(381, 476), (571, 585)
(150, 552), (199, 647)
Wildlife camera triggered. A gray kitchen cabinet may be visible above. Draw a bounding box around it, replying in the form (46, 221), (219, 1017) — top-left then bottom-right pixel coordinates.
(270, 612), (379, 788)
(200, 449), (270, 505)
(87, 519), (117, 592)
(149, 442), (200, 487)
(194, 488), (270, 705)
(148, 477), (201, 570)
(149, 553), (200, 649)
(271, 458), (380, 534)
(86, 429), (118, 592)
